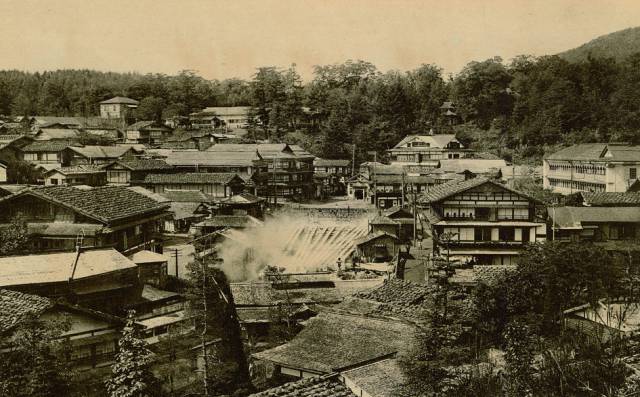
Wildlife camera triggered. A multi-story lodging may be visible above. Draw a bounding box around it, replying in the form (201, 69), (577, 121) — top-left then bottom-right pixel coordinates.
(543, 143), (640, 194)
(387, 134), (473, 168)
(420, 177), (546, 266)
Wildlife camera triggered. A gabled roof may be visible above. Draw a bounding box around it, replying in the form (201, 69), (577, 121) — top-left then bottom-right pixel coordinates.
(392, 134), (460, 150)
(369, 215), (398, 225)
(128, 250), (168, 264)
(32, 116), (83, 127)
(143, 172), (243, 185)
(341, 359), (405, 397)
(222, 192), (265, 204)
(545, 143), (640, 162)
(253, 311), (417, 373)
(44, 164), (106, 176)
(106, 158), (173, 171)
(354, 231), (400, 246)
(0, 185), (169, 224)
(418, 177), (540, 204)
(66, 145), (139, 159)
(206, 143), (314, 159)
(580, 192), (640, 206)
(249, 375), (355, 397)
(0, 248), (138, 288)
(100, 96), (139, 105)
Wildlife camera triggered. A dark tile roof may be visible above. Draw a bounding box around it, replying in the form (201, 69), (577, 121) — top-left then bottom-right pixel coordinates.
(19, 185), (169, 223)
(354, 231), (400, 246)
(341, 359), (405, 397)
(20, 140), (71, 152)
(0, 289), (52, 333)
(222, 192), (265, 204)
(253, 311), (417, 373)
(419, 176), (539, 204)
(66, 145), (138, 159)
(111, 159), (173, 171)
(581, 192), (640, 206)
(249, 375), (355, 397)
(143, 172), (242, 185)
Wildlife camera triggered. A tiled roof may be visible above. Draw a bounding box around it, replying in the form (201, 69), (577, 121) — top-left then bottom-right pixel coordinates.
(164, 150), (262, 167)
(549, 206), (640, 228)
(341, 359), (405, 397)
(249, 375), (355, 397)
(20, 140), (71, 152)
(474, 265), (518, 285)
(0, 248), (137, 288)
(230, 279), (383, 306)
(253, 311), (417, 373)
(419, 176), (538, 204)
(143, 172), (241, 185)
(314, 158), (350, 167)
(110, 159), (173, 171)
(170, 202), (202, 220)
(12, 185), (169, 223)
(206, 143), (314, 159)
(0, 289), (52, 333)
(100, 96), (139, 105)
(125, 120), (154, 130)
(196, 215), (262, 228)
(128, 250), (168, 264)
(45, 164), (105, 175)
(369, 215), (398, 225)
(581, 192), (640, 206)
(159, 190), (210, 203)
(32, 116), (83, 126)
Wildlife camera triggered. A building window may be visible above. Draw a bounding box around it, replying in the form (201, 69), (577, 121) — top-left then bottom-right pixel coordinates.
(499, 227), (515, 241)
(631, 168), (637, 180)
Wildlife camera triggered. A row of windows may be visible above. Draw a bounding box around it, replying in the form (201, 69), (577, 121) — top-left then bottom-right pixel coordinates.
(442, 226), (532, 242)
(548, 162), (606, 175)
(548, 178), (606, 192)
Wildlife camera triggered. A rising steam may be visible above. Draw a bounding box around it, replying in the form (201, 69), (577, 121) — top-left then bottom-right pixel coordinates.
(217, 212), (369, 281)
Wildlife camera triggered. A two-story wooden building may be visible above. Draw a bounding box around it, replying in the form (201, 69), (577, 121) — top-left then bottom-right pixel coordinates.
(140, 172), (246, 199)
(103, 158), (174, 185)
(0, 185), (170, 254)
(420, 177), (547, 266)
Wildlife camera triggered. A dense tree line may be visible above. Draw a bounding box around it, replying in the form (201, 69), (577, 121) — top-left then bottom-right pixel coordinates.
(2, 53), (640, 164)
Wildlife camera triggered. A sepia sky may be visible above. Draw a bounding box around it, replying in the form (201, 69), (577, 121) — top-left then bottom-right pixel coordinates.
(0, 0), (639, 81)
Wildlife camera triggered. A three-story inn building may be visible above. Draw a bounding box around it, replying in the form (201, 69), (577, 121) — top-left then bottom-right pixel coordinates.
(420, 177), (546, 266)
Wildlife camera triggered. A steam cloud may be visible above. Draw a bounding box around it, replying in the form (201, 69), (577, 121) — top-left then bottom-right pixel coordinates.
(217, 212), (369, 281)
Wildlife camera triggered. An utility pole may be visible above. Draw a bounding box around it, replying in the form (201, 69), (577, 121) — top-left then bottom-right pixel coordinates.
(351, 144), (356, 177)
(172, 248), (180, 278)
(413, 189), (417, 247)
(272, 159), (277, 207)
(373, 152), (377, 208)
(200, 259), (210, 397)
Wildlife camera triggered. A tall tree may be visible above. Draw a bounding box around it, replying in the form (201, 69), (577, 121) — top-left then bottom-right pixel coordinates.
(106, 311), (161, 397)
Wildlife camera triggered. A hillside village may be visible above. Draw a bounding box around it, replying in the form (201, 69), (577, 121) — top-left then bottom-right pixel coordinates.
(0, 89), (639, 397)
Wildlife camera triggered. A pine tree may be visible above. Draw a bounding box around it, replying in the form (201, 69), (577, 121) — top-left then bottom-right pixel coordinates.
(106, 311), (162, 397)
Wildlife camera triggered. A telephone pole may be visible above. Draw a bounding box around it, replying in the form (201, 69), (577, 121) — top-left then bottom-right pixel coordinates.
(172, 248), (181, 278)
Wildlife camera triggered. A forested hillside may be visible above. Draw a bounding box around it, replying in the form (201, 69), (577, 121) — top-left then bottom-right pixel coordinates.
(2, 50), (640, 165)
(559, 26), (640, 63)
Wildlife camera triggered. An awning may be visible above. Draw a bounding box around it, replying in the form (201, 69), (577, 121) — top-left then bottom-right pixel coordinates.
(435, 221), (543, 227)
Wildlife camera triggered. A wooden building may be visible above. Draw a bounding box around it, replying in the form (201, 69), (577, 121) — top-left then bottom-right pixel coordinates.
(353, 231), (401, 263)
(140, 172), (246, 198)
(0, 185), (170, 254)
(64, 145), (141, 166)
(0, 289), (125, 370)
(43, 165), (107, 186)
(124, 121), (173, 144)
(420, 177), (547, 266)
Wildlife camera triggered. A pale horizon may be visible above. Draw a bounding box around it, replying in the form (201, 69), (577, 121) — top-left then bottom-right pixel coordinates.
(1, 0), (639, 81)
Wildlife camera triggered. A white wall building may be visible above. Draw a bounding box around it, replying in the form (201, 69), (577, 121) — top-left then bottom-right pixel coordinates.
(543, 143), (640, 194)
